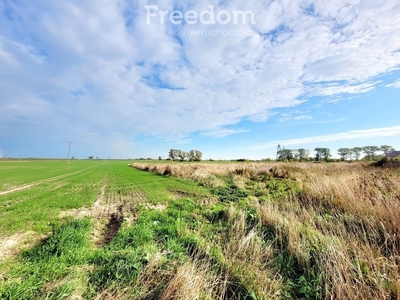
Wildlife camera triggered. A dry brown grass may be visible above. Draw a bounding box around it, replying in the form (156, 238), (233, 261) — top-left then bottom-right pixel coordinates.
(132, 161), (400, 299)
(160, 212), (283, 300)
(221, 209), (283, 299)
(160, 259), (218, 300)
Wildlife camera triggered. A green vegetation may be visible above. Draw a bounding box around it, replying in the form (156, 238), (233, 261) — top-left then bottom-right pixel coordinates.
(1, 160), (399, 299)
(0, 160), (101, 190)
(1, 218), (92, 299)
(0, 161), (213, 299)
(168, 149), (203, 161)
(132, 161), (400, 299)
(0, 161), (107, 234)
(275, 144), (396, 162)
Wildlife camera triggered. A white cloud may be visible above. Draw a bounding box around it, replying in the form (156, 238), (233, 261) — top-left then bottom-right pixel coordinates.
(307, 81), (379, 97)
(386, 80), (400, 89)
(278, 111), (312, 122)
(1, 0), (400, 147)
(203, 128), (249, 138)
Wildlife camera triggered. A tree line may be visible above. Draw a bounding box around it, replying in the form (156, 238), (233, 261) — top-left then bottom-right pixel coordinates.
(168, 149), (203, 161)
(277, 145), (395, 162)
(337, 145), (395, 161)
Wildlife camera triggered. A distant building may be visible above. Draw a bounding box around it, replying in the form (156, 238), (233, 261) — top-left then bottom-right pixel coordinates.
(385, 151), (400, 159)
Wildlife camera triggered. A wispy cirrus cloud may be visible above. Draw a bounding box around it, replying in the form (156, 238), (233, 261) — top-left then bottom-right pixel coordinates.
(278, 110), (312, 122)
(386, 80), (400, 89)
(203, 128), (249, 138)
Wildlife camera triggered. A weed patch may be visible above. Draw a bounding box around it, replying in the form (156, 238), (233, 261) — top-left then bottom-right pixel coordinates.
(212, 185), (248, 202)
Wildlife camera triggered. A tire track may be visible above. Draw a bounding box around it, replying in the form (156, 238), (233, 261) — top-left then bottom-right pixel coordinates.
(89, 185), (144, 247)
(59, 182), (123, 247)
(92, 185), (127, 247)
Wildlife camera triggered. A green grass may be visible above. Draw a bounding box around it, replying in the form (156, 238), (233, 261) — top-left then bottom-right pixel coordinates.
(0, 160), (215, 299)
(0, 161), (294, 299)
(2, 160), (398, 299)
(0, 160), (102, 191)
(0, 161), (108, 235)
(0, 218), (92, 300)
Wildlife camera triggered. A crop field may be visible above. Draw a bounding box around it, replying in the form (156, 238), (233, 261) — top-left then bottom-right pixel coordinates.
(0, 160), (399, 299)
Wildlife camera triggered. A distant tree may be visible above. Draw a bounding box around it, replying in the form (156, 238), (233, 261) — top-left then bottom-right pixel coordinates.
(277, 148), (294, 161)
(169, 149), (178, 161)
(169, 149), (202, 162)
(297, 148), (310, 161)
(188, 150), (196, 162)
(362, 146), (380, 161)
(88, 156), (94, 160)
(352, 147), (363, 160)
(321, 148), (331, 161)
(177, 150), (187, 161)
(348, 148), (355, 160)
(337, 148), (351, 161)
(314, 148), (322, 161)
(380, 145), (395, 155)
(315, 148), (331, 161)
(187, 150), (203, 161)
(158, 156), (162, 160)
(194, 150), (203, 161)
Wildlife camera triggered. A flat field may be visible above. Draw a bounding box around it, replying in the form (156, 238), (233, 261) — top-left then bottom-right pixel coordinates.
(0, 160), (399, 299)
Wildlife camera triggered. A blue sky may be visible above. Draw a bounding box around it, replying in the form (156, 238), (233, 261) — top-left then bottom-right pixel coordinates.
(1, 0), (400, 160)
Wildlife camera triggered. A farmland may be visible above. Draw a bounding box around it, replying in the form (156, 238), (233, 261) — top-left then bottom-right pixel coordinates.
(0, 160), (399, 299)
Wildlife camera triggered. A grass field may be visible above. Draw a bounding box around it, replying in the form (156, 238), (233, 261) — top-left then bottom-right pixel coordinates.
(0, 160), (399, 299)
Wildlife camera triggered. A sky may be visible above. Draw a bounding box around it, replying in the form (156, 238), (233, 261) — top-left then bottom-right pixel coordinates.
(1, 0), (400, 160)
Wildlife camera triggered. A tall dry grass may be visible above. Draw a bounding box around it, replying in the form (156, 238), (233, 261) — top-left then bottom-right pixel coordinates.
(131, 162), (400, 299)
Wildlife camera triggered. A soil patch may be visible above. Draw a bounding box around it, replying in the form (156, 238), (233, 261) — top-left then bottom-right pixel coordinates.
(0, 231), (49, 263)
(145, 202), (167, 211)
(98, 208), (124, 247)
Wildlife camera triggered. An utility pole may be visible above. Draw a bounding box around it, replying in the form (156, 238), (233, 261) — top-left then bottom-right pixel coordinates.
(276, 144), (281, 161)
(67, 141), (73, 164)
